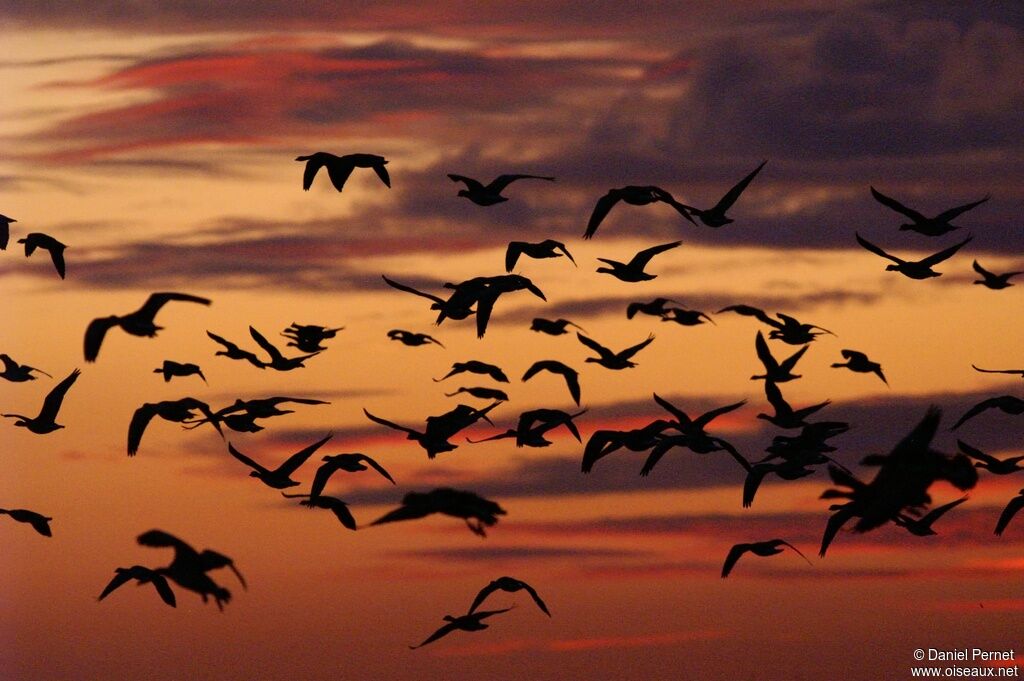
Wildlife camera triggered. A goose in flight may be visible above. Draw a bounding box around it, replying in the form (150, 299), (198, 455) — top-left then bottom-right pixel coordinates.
(296, 152), (390, 192)
(953, 395), (1024, 430)
(364, 402), (501, 459)
(721, 539), (811, 577)
(718, 305), (833, 345)
(136, 529), (245, 610)
(387, 329), (444, 348)
(596, 241), (681, 282)
(442, 274), (547, 338)
(521, 360), (581, 406)
(584, 185), (694, 239)
(249, 326), (320, 371)
(207, 331), (264, 368)
(577, 332), (654, 370)
(870, 186), (988, 236)
(3, 368), (80, 434)
(226, 434), (332, 489)
(0, 508), (53, 536)
(444, 386), (510, 401)
(98, 565), (176, 607)
(676, 160), (766, 227)
(127, 397), (220, 456)
(449, 173), (554, 205)
(660, 306), (714, 326)
(307, 452), (395, 502)
(17, 232), (66, 279)
(972, 260), (1022, 290)
(84, 292), (211, 362)
(153, 360), (206, 384)
(855, 233), (972, 279)
(189, 396), (330, 434)
(831, 349), (887, 385)
(435, 361), (509, 383)
(995, 489), (1024, 536)
(281, 323), (344, 353)
(757, 380), (830, 429)
(371, 488), (507, 537)
(468, 576), (549, 616)
(741, 460), (816, 509)
(894, 497), (968, 536)
(410, 608), (513, 649)
(505, 239), (575, 272)
(626, 297), (679, 320)
(958, 440), (1024, 475)
(469, 408), (586, 448)
(0, 213), (14, 249)
(281, 493), (357, 530)
(529, 318), (585, 336)
(972, 364), (1024, 379)
(751, 332), (807, 382)
(581, 420), (675, 473)
(0, 353), (50, 382)
(381, 275), (476, 323)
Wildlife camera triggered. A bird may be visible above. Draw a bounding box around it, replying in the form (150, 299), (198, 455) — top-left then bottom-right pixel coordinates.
(410, 608), (513, 649)
(676, 160), (766, 227)
(581, 420), (675, 473)
(226, 434), (332, 489)
(468, 577), (550, 616)
(855, 233), (972, 279)
(435, 361), (509, 383)
(3, 368), (80, 434)
(957, 440), (1024, 475)
(98, 565), (176, 607)
(972, 365), (1024, 379)
(206, 331), (265, 368)
(17, 232), (66, 278)
(831, 349), (887, 385)
(595, 241), (682, 282)
(281, 323), (344, 353)
(0, 508), (53, 537)
(84, 292), (211, 362)
(469, 408), (586, 448)
(127, 398), (220, 456)
(444, 386), (510, 401)
(576, 332), (654, 370)
(0, 353), (51, 382)
(721, 539), (811, 577)
(757, 380), (831, 429)
(583, 185), (694, 239)
(870, 186), (988, 236)
(381, 275), (476, 324)
(280, 493), (357, 530)
(449, 173), (554, 205)
(894, 497), (968, 536)
(529, 318), (585, 336)
(364, 403), (501, 460)
(387, 329), (444, 348)
(521, 360), (581, 406)
(660, 307), (714, 326)
(190, 396), (331, 434)
(972, 261), (1022, 290)
(995, 489), (1024, 536)
(249, 326), (319, 371)
(307, 452), (395, 501)
(741, 461), (816, 508)
(0, 213), (14, 249)
(751, 332), (807, 382)
(626, 298), (679, 320)
(296, 152), (390, 192)
(153, 360), (206, 384)
(371, 488), (506, 537)
(442, 274), (547, 338)
(505, 239), (575, 272)
(717, 305), (832, 345)
(136, 530), (245, 610)
(953, 396), (1024, 430)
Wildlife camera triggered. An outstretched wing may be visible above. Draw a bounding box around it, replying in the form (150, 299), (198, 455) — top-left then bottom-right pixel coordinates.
(381, 275), (445, 304)
(325, 161), (354, 192)
(138, 292), (211, 320)
(935, 195), (989, 223)
(370, 503), (434, 526)
(226, 442), (269, 475)
(127, 403), (159, 456)
(84, 316), (119, 362)
(371, 162), (391, 188)
(995, 494), (1024, 536)
(717, 304), (780, 329)
(504, 242), (527, 272)
(870, 186), (926, 222)
(584, 191), (621, 239)
(618, 333), (655, 361)
(299, 155), (326, 190)
(278, 434), (333, 477)
(628, 241), (682, 270)
(713, 160), (766, 213)
(721, 544), (750, 578)
(249, 326), (284, 362)
(489, 174), (554, 193)
(363, 409), (418, 437)
(359, 454), (396, 484)
(919, 235), (972, 268)
(855, 233), (902, 264)
(447, 174), (486, 193)
(39, 368), (80, 422)
(467, 581), (501, 614)
(576, 332), (613, 361)
(409, 621), (460, 649)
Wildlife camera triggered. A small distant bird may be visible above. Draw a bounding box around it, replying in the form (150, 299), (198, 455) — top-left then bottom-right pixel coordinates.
(410, 608), (513, 649)
(84, 292), (211, 362)
(444, 386), (510, 401)
(584, 185), (694, 239)
(855, 233), (972, 279)
(371, 488), (506, 537)
(521, 360), (581, 406)
(577, 332), (654, 370)
(0, 508), (53, 537)
(249, 326), (319, 371)
(721, 539), (811, 577)
(718, 305), (833, 345)
(596, 241), (682, 282)
(953, 395), (1024, 430)
(505, 239), (575, 272)
(529, 318), (585, 336)
(676, 160), (766, 227)
(581, 420), (675, 473)
(470, 408), (586, 448)
(0, 353), (51, 382)
(281, 493), (357, 530)
(207, 331), (265, 368)
(98, 565), (176, 607)
(153, 360), (206, 384)
(449, 173), (554, 205)
(660, 306), (714, 326)
(364, 403), (501, 460)
(995, 489), (1024, 536)
(281, 323), (344, 353)
(757, 380), (830, 429)
(831, 349), (887, 385)
(382, 275), (475, 323)
(435, 361), (509, 383)
(894, 497), (968, 536)
(957, 440), (1024, 475)
(17, 232), (67, 279)
(972, 365), (1024, 379)
(296, 152), (390, 192)
(751, 332), (807, 382)
(3, 368), (80, 434)
(307, 452), (395, 501)
(387, 329), (444, 348)
(972, 261), (1022, 290)
(136, 530), (245, 610)
(626, 298), (679, 320)
(0, 213), (15, 249)
(127, 398), (219, 456)
(226, 434), (332, 489)
(468, 576), (550, 616)
(870, 186), (988, 236)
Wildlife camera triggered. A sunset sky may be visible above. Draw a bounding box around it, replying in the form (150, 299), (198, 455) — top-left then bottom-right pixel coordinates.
(1, 2), (1023, 680)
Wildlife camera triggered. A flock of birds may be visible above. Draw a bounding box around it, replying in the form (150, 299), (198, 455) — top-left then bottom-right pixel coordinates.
(4, 151), (1024, 649)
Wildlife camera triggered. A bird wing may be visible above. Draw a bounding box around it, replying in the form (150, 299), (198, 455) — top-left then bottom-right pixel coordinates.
(370, 503), (433, 526)
(371, 162), (391, 188)
(278, 433), (333, 477)
(652, 392), (690, 425)
(409, 621), (460, 649)
(957, 440), (996, 465)
(447, 174), (485, 193)
(584, 192), (620, 239)
(717, 304), (780, 329)
(249, 326), (284, 362)
(519, 581), (551, 616)
(483, 364), (510, 383)
(693, 400), (747, 430)
(935, 195), (989, 223)
(763, 380), (790, 418)
(581, 430), (619, 473)
(870, 186), (926, 222)
(308, 461), (339, 500)
(226, 442), (270, 475)
(779, 344), (809, 373)
(777, 540), (812, 565)
(627, 240), (682, 269)
(359, 454), (396, 484)
(920, 497), (968, 525)
(855, 233), (902, 264)
(576, 332), (614, 360)
(299, 155), (326, 190)
(138, 292), (212, 320)
(743, 465), (769, 508)
(467, 581), (501, 614)
(552, 241), (575, 265)
(199, 549), (247, 589)
(127, 403), (158, 456)
(504, 242), (527, 272)
(754, 331), (779, 372)
(137, 529), (196, 561)
(819, 507), (853, 557)
(995, 494), (1024, 536)
(563, 368), (581, 406)
(713, 160), (766, 212)
(84, 316), (118, 362)
(972, 260), (994, 279)
(381, 275), (445, 304)
(320, 497), (357, 530)
(48, 244), (66, 279)
(952, 398), (1006, 430)
(489, 174), (555, 193)
(919, 235), (972, 268)
(152, 574), (177, 607)
(39, 368), (80, 422)
(889, 407), (941, 462)
(618, 333), (655, 361)
(721, 544), (750, 578)
(98, 568), (139, 601)
(325, 160), (354, 192)
(363, 409), (418, 437)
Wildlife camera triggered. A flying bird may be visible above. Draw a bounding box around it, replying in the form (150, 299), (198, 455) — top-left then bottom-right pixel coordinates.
(626, 297), (679, 320)
(435, 361), (509, 383)
(0, 508), (53, 537)
(757, 380), (831, 429)
(995, 489), (1024, 536)
(505, 239), (575, 272)
(207, 331), (265, 368)
(469, 408), (586, 448)
(0, 353), (51, 382)
(226, 434), (332, 489)
(831, 349), (887, 385)
(296, 152), (390, 192)
(972, 365), (1024, 379)
(371, 488), (507, 537)
(364, 403), (501, 459)
(721, 539), (811, 577)
(17, 232), (66, 279)
(307, 452), (396, 501)
(894, 497), (968, 537)
(127, 398), (219, 456)
(576, 332), (654, 370)
(281, 493), (357, 531)
(953, 396), (1024, 430)
(0, 213), (14, 249)
(153, 360), (206, 384)
(468, 576), (550, 617)
(444, 386), (510, 401)
(972, 260), (1022, 290)
(717, 305), (832, 345)
(751, 332), (807, 382)
(281, 323), (344, 353)
(387, 329), (444, 348)
(449, 173), (554, 205)
(583, 185), (694, 239)
(98, 565), (176, 607)
(410, 608), (513, 649)
(676, 160), (766, 227)
(870, 186), (988, 236)
(84, 292), (211, 362)
(3, 368), (80, 434)
(521, 360), (581, 406)
(136, 530), (245, 610)
(529, 318), (585, 336)
(595, 241), (682, 282)
(660, 306), (714, 326)
(249, 326), (319, 371)
(855, 233), (972, 279)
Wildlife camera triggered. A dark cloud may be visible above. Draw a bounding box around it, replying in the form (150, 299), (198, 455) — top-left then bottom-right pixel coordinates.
(391, 545), (648, 562)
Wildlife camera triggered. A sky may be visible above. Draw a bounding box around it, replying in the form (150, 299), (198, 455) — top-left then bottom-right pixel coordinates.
(1, 2), (1023, 680)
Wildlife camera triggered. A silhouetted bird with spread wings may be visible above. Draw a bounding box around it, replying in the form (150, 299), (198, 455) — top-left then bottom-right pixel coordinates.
(372, 488), (507, 537)
(596, 241), (681, 282)
(387, 329), (444, 348)
(410, 608), (513, 649)
(584, 185), (694, 239)
(444, 386), (509, 401)
(281, 493), (357, 530)
(0, 508), (53, 537)
(469, 577), (550, 616)
(449, 173), (554, 205)
(522, 360), (581, 406)
(435, 361), (509, 383)
(718, 305), (833, 345)
(831, 349), (887, 385)
(972, 260), (1022, 290)
(529, 318), (585, 336)
(127, 397), (220, 456)
(894, 497), (968, 537)
(153, 360), (206, 384)
(249, 326), (320, 371)
(995, 489), (1024, 536)
(626, 298), (679, 320)
(98, 565), (176, 607)
(364, 402), (501, 459)
(18, 232), (66, 279)
(958, 440), (1024, 475)
(0, 353), (50, 382)
(855, 233), (972, 279)
(469, 408), (586, 448)
(207, 331), (265, 368)
(84, 292), (211, 362)
(505, 239), (575, 272)
(135, 530), (246, 610)
(577, 332), (654, 370)
(296, 152), (390, 191)
(757, 380), (831, 429)
(281, 323), (344, 353)
(721, 539), (811, 577)
(3, 368), (80, 434)
(677, 160), (766, 227)
(307, 452), (395, 502)
(751, 332), (807, 382)
(226, 434), (332, 489)
(953, 395), (1024, 430)
(870, 186), (988, 236)
(972, 365), (1024, 379)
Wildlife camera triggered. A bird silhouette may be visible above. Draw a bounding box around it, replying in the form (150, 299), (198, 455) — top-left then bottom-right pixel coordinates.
(577, 332), (654, 370)
(0, 213), (14, 249)
(995, 489), (1024, 536)
(972, 260), (1022, 290)
(449, 173), (554, 205)
(84, 292), (211, 362)
(307, 452), (395, 501)
(972, 365), (1024, 379)
(640, 394), (748, 475)
(870, 186), (988, 236)
(958, 440), (1024, 474)
(153, 360), (206, 384)
(371, 488), (507, 537)
(469, 408), (586, 448)
(442, 274), (547, 338)
(364, 402), (501, 459)
(895, 497), (968, 536)
(206, 331), (265, 368)
(751, 332), (807, 382)
(581, 420), (675, 473)
(0, 353), (51, 382)
(529, 318), (585, 336)
(677, 160), (766, 227)
(435, 361), (509, 383)
(757, 380), (830, 429)
(444, 386), (510, 401)
(98, 565), (176, 607)
(296, 152), (390, 191)
(281, 323), (344, 353)
(742, 460), (816, 508)
(410, 607), (513, 649)
(192, 396), (330, 434)
(505, 239), (575, 272)
(249, 326), (320, 371)
(626, 297), (679, 320)
(226, 434), (332, 489)
(382, 275), (476, 323)
(281, 493), (357, 530)
(596, 241), (682, 282)
(831, 349), (887, 385)
(953, 395), (1024, 430)
(387, 329), (444, 348)
(521, 360), (581, 406)
(3, 368), (80, 434)
(17, 232), (66, 278)
(721, 539), (811, 577)
(136, 530), (245, 610)
(0, 508), (53, 536)
(660, 306), (714, 326)
(855, 233), (972, 279)
(127, 398), (220, 456)
(584, 185), (694, 239)
(718, 305), (832, 345)
(468, 577), (549, 616)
